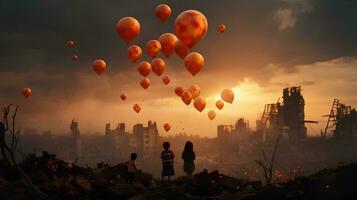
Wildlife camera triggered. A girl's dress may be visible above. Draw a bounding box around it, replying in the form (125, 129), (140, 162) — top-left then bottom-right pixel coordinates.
(182, 150), (196, 173)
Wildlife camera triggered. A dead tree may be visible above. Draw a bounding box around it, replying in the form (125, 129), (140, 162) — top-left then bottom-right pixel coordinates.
(0, 104), (49, 199)
(255, 134), (281, 185)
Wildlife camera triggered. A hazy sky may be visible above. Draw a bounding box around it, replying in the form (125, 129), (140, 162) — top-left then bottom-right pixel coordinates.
(0, 0), (356, 137)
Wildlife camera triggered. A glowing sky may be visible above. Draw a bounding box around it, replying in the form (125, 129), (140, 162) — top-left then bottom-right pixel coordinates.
(0, 0), (356, 137)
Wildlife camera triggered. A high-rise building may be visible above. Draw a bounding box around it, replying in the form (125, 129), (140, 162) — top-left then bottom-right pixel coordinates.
(105, 122), (130, 160)
(70, 118), (81, 160)
(132, 121), (160, 159)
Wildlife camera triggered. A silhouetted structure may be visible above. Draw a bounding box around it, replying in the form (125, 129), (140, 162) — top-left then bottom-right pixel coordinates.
(132, 121), (160, 159)
(323, 99), (357, 140)
(217, 118), (250, 143)
(70, 118), (82, 160)
(105, 123), (130, 160)
(260, 86), (308, 141)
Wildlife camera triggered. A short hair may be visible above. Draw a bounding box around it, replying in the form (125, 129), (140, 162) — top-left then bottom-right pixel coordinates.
(131, 153), (137, 160)
(163, 142), (170, 150)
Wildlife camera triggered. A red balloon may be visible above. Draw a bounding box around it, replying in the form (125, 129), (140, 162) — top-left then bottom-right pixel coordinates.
(221, 89), (235, 104)
(66, 40), (74, 48)
(217, 24), (226, 33)
(163, 123), (171, 132)
(155, 4), (171, 23)
(137, 61), (151, 77)
(120, 94), (126, 101)
(128, 45), (142, 63)
(216, 100), (224, 110)
(194, 97), (206, 112)
(174, 40), (189, 59)
(92, 59), (106, 75)
(159, 33), (177, 58)
(140, 78), (150, 89)
(174, 10), (208, 48)
(162, 75), (171, 85)
(146, 40), (161, 58)
(185, 52), (204, 76)
(151, 58), (166, 76)
(208, 110), (216, 120)
(133, 104), (141, 113)
(181, 91), (193, 105)
(71, 54), (79, 61)
(22, 88), (32, 98)
(116, 17), (141, 44)
(189, 85), (201, 99)
(175, 87), (185, 97)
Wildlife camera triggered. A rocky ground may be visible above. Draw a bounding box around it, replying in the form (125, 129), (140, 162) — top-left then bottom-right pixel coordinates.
(1, 151), (357, 200)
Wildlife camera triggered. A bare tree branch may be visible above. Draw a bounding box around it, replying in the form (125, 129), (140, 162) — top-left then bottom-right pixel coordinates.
(255, 135), (281, 185)
(0, 104), (49, 199)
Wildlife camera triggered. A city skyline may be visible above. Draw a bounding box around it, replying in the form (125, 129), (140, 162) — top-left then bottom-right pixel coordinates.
(0, 0), (356, 137)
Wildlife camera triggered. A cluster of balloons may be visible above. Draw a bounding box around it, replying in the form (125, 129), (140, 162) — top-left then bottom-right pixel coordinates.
(174, 84), (235, 120)
(90, 4), (231, 133)
(67, 40), (79, 61)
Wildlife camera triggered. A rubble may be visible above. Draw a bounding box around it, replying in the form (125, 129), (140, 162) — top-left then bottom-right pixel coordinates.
(1, 151), (357, 199)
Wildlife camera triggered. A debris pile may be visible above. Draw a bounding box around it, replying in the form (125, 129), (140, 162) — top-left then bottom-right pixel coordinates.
(1, 152), (357, 199)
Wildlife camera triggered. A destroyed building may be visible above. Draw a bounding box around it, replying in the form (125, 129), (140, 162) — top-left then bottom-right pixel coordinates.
(259, 86), (308, 141)
(323, 99), (357, 141)
(132, 121), (160, 159)
(70, 118), (82, 160)
(104, 123), (130, 160)
(217, 118), (250, 143)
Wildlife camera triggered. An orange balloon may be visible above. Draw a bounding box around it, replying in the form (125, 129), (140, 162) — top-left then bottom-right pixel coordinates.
(22, 88), (32, 98)
(92, 59), (106, 75)
(221, 89), (235, 104)
(140, 78), (150, 89)
(159, 33), (177, 58)
(185, 52), (204, 76)
(120, 94), (126, 101)
(217, 24), (226, 33)
(137, 61), (151, 77)
(66, 40), (74, 48)
(71, 54), (79, 61)
(163, 123), (171, 132)
(181, 91), (193, 105)
(208, 110), (216, 120)
(174, 10), (208, 48)
(175, 86), (185, 97)
(133, 104), (141, 113)
(128, 45), (142, 63)
(116, 17), (141, 44)
(216, 100), (224, 110)
(162, 75), (171, 85)
(151, 58), (165, 76)
(155, 4), (171, 23)
(174, 40), (189, 59)
(194, 97), (206, 112)
(146, 40), (161, 58)
(189, 85), (201, 99)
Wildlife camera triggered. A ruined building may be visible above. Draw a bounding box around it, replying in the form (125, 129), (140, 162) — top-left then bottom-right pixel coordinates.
(260, 86), (308, 141)
(131, 121), (160, 159)
(217, 118), (250, 143)
(70, 118), (82, 160)
(323, 99), (357, 140)
(105, 123), (130, 159)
